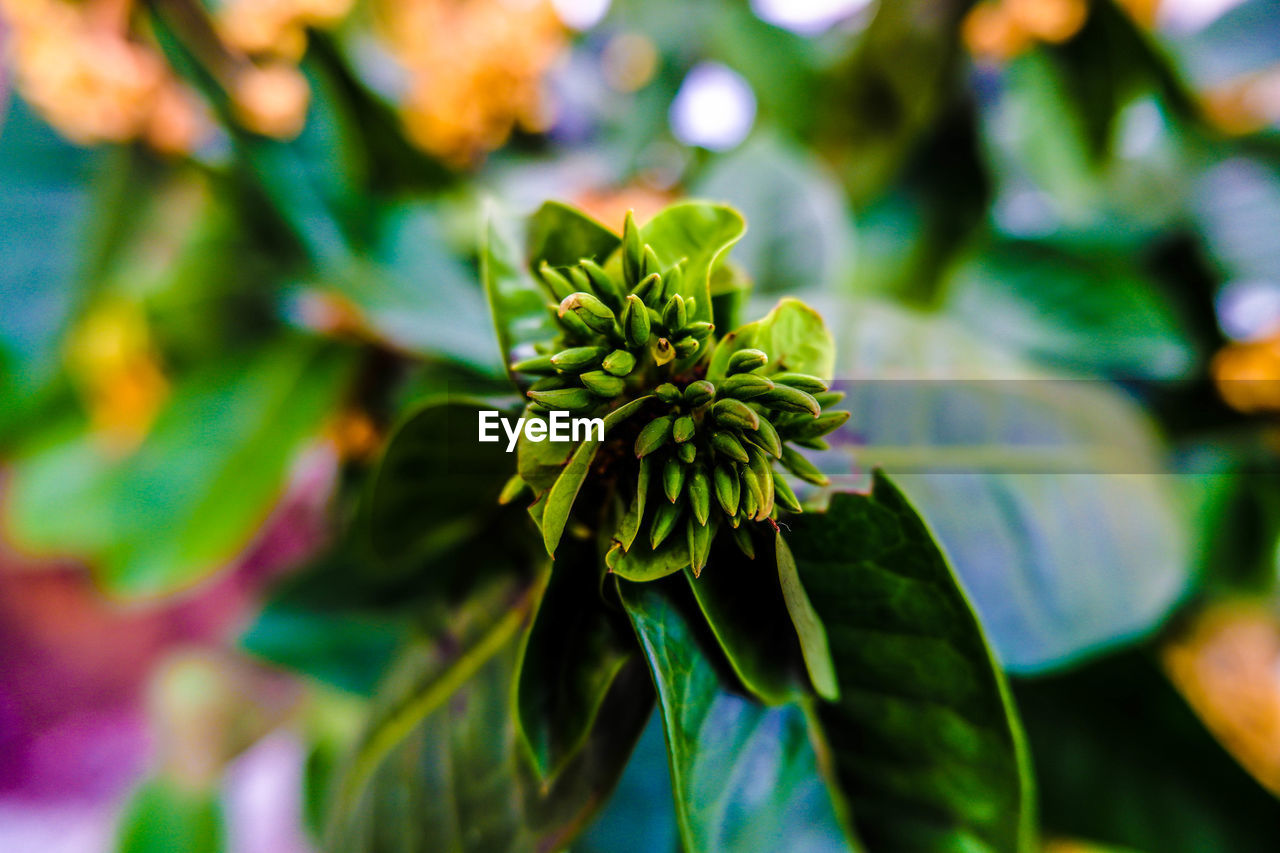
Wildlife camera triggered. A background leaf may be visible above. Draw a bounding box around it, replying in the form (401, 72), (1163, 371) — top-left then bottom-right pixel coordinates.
(5, 338), (354, 597)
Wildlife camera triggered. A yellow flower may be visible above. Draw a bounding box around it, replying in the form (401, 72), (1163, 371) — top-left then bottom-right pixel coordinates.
(67, 301), (169, 454)
(1213, 332), (1280, 414)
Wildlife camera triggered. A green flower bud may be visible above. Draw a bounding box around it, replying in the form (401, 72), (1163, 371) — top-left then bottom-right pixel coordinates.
(673, 337), (700, 358)
(650, 501), (682, 548)
(714, 464), (740, 516)
(813, 391), (845, 409)
(741, 466), (764, 520)
(641, 244), (662, 281)
(498, 474), (528, 506)
(663, 457), (686, 503)
(779, 444), (828, 486)
(631, 272), (663, 306)
(635, 415), (674, 457)
(685, 296), (697, 317)
(551, 345), (610, 372)
(773, 474), (803, 514)
(710, 430), (749, 463)
(559, 292), (616, 335)
(527, 387), (596, 411)
(602, 349), (636, 376)
(741, 478), (758, 520)
(747, 447), (775, 519)
(655, 383), (681, 405)
(720, 373), (774, 400)
(745, 415), (782, 458)
(730, 524), (755, 559)
(689, 467), (711, 526)
(662, 294), (687, 331)
(622, 294), (651, 348)
(759, 385), (822, 417)
(688, 517), (712, 576)
(579, 258), (625, 311)
(677, 442), (697, 464)
(539, 262), (575, 301)
(673, 415), (696, 443)
(773, 372), (829, 394)
(581, 370), (625, 398)
(783, 410), (850, 441)
(623, 210), (643, 287)
(558, 308), (595, 339)
(529, 376), (569, 391)
(653, 337), (675, 366)
(681, 321), (714, 341)
(728, 348), (768, 374)
(683, 380), (715, 408)
(511, 353), (556, 375)
(712, 398), (760, 431)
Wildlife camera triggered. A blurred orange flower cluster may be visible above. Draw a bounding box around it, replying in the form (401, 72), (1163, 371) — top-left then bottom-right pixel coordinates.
(0, 0), (206, 152)
(214, 0), (354, 139)
(0, 0), (355, 149)
(962, 0), (1089, 63)
(371, 0), (567, 166)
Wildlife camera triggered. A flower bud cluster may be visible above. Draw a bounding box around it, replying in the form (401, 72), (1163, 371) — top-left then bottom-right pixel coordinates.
(510, 211), (848, 575)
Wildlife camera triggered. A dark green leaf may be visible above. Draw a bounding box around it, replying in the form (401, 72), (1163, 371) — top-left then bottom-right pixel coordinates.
(787, 473), (1034, 853)
(328, 579), (649, 852)
(683, 534), (808, 705)
(368, 398), (517, 561)
(540, 437), (601, 558)
(516, 539), (637, 780)
(619, 579), (850, 853)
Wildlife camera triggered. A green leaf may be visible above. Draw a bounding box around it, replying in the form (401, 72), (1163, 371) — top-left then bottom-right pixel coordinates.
(0, 98), (100, 402)
(774, 532), (839, 702)
(786, 473), (1034, 853)
(481, 204), (557, 385)
(327, 204), (504, 373)
(327, 579), (650, 852)
(683, 535), (809, 705)
(541, 438), (601, 558)
(610, 532), (693, 583)
(619, 579), (850, 853)
(710, 297), (835, 381)
(834, 300), (1191, 672)
(944, 240), (1195, 380)
(116, 777), (224, 853)
(537, 396), (653, 557)
(691, 133), (854, 295)
(639, 202), (746, 324)
(1015, 650), (1280, 853)
(368, 398), (519, 570)
(5, 339), (353, 598)
(526, 200), (620, 269)
(516, 539), (637, 780)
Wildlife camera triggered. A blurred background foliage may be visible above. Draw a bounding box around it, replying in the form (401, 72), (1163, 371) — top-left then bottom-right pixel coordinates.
(3, 0), (1280, 850)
